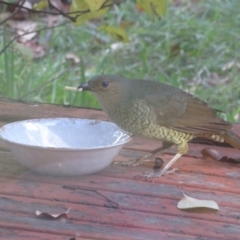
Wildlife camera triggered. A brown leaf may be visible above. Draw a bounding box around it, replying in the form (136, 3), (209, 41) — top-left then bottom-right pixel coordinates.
(178, 193), (219, 210)
(135, 4), (144, 12)
(119, 21), (135, 29)
(49, 0), (70, 13)
(47, 15), (60, 27)
(65, 53), (80, 64)
(7, 0), (32, 20)
(206, 72), (229, 87)
(202, 148), (240, 164)
(222, 61), (240, 71)
(201, 148), (222, 161)
(13, 21), (38, 43)
(219, 156), (240, 163)
(22, 41), (46, 59)
(191, 68), (230, 88)
(170, 44), (181, 57)
(36, 207), (71, 220)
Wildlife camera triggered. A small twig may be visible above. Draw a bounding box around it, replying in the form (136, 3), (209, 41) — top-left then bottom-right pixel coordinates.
(0, 22), (67, 55)
(177, 186), (186, 197)
(47, 0), (77, 22)
(0, 0), (63, 16)
(0, 0), (25, 25)
(102, 0), (125, 8)
(0, 0), (125, 22)
(18, 68), (71, 100)
(62, 185), (121, 210)
(96, 190), (121, 210)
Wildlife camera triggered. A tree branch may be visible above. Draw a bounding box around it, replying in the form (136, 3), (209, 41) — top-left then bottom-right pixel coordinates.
(0, 0), (126, 54)
(0, 22), (68, 55)
(0, 0), (126, 22)
(47, 0), (77, 22)
(0, 0), (60, 16)
(0, 0), (25, 25)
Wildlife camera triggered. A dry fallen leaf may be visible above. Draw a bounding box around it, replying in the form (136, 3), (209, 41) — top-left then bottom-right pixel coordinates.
(170, 43), (181, 57)
(16, 41), (46, 59)
(222, 61), (240, 71)
(201, 148), (222, 161)
(177, 194), (219, 210)
(15, 21), (38, 43)
(219, 156), (240, 163)
(65, 53), (80, 64)
(201, 148), (240, 163)
(36, 207), (71, 219)
(6, 0), (32, 20)
(206, 72), (229, 86)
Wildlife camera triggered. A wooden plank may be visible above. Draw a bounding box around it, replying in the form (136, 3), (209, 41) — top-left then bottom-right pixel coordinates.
(0, 121), (10, 151)
(0, 151), (18, 164)
(1, 166), (240, 217)
(232, 124), (240, 136)
(0, 211), (203, 240)
(1, 163), (240, 219)
(1, 136), (240, 169)
(0, 121), (7, 127)
(1, 176), (240, 226)
(0, 227), (79, 240)
(0, 98), (107, 123)
(0, 134), (239, 159)
(1, 149), (240, 194)
(0, 193), (240, 240)
(0, 98), (240, 239)
(114, 150), (240, 179)
(125, 136), (240, 155)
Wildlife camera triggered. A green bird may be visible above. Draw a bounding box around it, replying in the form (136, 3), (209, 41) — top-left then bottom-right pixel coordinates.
(78, 75), (240, 178)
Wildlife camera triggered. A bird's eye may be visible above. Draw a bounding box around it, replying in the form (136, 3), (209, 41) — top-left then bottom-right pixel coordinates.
(101, 81), (109, 88)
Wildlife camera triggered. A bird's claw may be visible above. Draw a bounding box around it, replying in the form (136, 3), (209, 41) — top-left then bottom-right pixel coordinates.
(137, 168), (179, 180)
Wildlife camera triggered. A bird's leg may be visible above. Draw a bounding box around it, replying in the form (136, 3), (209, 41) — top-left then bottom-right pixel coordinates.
(141, 153), (182, 178)
(116, 142), (174, 167)
(141, 141), (188, 179)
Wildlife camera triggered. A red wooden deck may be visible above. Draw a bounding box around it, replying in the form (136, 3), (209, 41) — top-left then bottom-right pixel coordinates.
(0, 98), (240, 240)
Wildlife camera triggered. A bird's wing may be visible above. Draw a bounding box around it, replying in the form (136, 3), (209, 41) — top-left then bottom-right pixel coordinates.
(144, 91), (231, 134)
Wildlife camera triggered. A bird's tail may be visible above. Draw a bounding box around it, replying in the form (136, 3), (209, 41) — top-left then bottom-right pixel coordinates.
(224, 130), (240, 150)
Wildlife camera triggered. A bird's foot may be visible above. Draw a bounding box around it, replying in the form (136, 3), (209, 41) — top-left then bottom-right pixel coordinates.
(114, 143), (174, 167)
(139, 168), (178, 180)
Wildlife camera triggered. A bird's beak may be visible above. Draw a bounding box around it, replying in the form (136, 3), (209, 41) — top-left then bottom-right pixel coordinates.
(77, 82), (91, 91)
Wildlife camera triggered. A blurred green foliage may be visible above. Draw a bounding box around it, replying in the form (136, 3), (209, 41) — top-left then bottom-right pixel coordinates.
(0, 0), (239, 122)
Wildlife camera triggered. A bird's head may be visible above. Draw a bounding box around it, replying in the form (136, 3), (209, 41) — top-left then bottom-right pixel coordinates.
(78, 75), (129, 104)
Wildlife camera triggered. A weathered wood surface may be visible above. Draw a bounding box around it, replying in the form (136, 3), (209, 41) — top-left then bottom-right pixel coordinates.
(0, 97), (240, 240)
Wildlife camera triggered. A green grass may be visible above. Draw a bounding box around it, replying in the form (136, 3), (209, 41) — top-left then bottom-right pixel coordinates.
(0, 0), (240, 122)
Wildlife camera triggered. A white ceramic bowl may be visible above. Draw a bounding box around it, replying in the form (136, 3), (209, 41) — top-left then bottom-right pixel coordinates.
(0, 118), (131, 176)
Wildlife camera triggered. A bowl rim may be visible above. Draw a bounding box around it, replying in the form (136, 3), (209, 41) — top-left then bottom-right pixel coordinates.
(0, 118), (132, 151)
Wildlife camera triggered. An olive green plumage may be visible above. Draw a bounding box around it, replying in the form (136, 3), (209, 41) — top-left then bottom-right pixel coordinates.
(78, 74), (240, 156)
